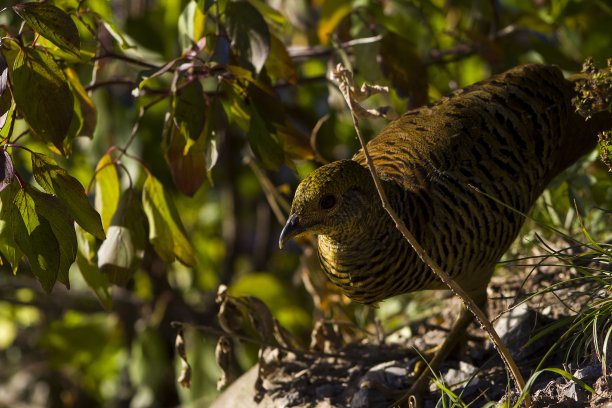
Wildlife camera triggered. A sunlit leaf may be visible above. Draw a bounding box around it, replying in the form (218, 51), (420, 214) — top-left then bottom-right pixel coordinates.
(65, 67), (97, 138)
(32, 153), (105, 240)
(98, 226), (135, 285)
(76, 226), (112, 310)
(248, 0), (285, 28)
(178, 1), (197, 52)
(98, 188), (146, 285)
(0, 193), (24, 274)
(95, 154), (119, 234)
(101, 19), (134, 49)
(265, 34), (297, 84)
(142, 175), (196, 266)
(13, 2), (80, 57)
(197, 0), (215, 13)
(10, 47), (73, 153)
(29, 187), (76, 287)
(64, 78), (84, 154)
(0, 103), (14, 141)
(317, 0), (352, 44)
(226, 1), (270, 73)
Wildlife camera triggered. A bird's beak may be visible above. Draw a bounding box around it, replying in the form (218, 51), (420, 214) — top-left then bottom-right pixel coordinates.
(279, 213), (301, 249)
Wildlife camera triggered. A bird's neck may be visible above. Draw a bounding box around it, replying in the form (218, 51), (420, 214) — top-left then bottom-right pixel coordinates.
(316, 185), (430, 305)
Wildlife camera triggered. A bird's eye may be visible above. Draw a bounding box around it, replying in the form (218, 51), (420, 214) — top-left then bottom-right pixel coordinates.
(319, 194), (337, 210)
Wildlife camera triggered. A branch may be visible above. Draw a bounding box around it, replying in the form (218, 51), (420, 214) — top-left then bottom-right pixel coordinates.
(330, 64), (529, 406)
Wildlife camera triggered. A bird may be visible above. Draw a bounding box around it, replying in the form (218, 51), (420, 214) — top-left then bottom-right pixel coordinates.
(278, 64), (612, 403)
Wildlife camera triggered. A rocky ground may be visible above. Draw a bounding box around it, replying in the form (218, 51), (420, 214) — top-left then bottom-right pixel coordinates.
(212, 257), (612, 408)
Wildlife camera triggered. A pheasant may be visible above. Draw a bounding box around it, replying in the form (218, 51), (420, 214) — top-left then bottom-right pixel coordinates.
(279, 64), (612, 402)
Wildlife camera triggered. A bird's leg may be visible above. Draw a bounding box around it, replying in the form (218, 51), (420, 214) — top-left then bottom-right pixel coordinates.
(391, 303), (479, 408)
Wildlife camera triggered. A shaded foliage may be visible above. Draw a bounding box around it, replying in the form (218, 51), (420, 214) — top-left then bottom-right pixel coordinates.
(0, 0), (610, 406)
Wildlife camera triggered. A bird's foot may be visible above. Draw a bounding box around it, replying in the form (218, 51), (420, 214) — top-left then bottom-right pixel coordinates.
(387, 378), (427, 408)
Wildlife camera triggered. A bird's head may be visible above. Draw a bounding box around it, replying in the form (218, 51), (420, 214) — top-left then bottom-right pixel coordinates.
(279, 159), (376, 248)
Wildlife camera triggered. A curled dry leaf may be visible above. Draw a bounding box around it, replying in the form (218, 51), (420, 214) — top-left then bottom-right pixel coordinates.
(329, 64), (396, 120)
(245, 296), (274, 341)
(215, 336), (233, 391)
(175, 328), (191, 389)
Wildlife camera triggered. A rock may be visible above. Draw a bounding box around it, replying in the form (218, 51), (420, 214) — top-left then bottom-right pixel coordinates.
(210, 364), (275, 408)
(573, 363), (603, 381)
(351, 361), (409, 408)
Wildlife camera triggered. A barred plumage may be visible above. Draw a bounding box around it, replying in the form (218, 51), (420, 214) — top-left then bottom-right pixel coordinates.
(279, 64), (612, 399)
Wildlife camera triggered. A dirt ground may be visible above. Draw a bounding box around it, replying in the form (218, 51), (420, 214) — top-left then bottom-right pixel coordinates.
(213, 254), (612, 408)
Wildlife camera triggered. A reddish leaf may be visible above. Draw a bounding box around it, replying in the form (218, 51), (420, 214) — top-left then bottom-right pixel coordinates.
(166, 126), (207, 196)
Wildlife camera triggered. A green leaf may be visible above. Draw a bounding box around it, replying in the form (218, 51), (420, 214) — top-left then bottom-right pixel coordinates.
(317, 0), (352, 44)
(178, 1), (205, 52)
(65, 67), (97, 138)
(10, 47), (73, 153)
(61, 67), (97, 152)
(13, 2), (80, 57)
(29, 187), (77, 287)
(142, 175), (196, 266)
(1, 183), (59, 293)
(32, 153), (105, 240)
(95, 154), (120, 234)
(0, 195), (24, 274)
(98, 226), (136, 286)
(173, 79), (206, 143)
(248, 106), (284, 170)
(98, 188), (146, 285)
(203, 98), (226, 172)
(76, 226), (112, 310)
(225, 1), (270, 73)
(265, 34), (297, 84)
